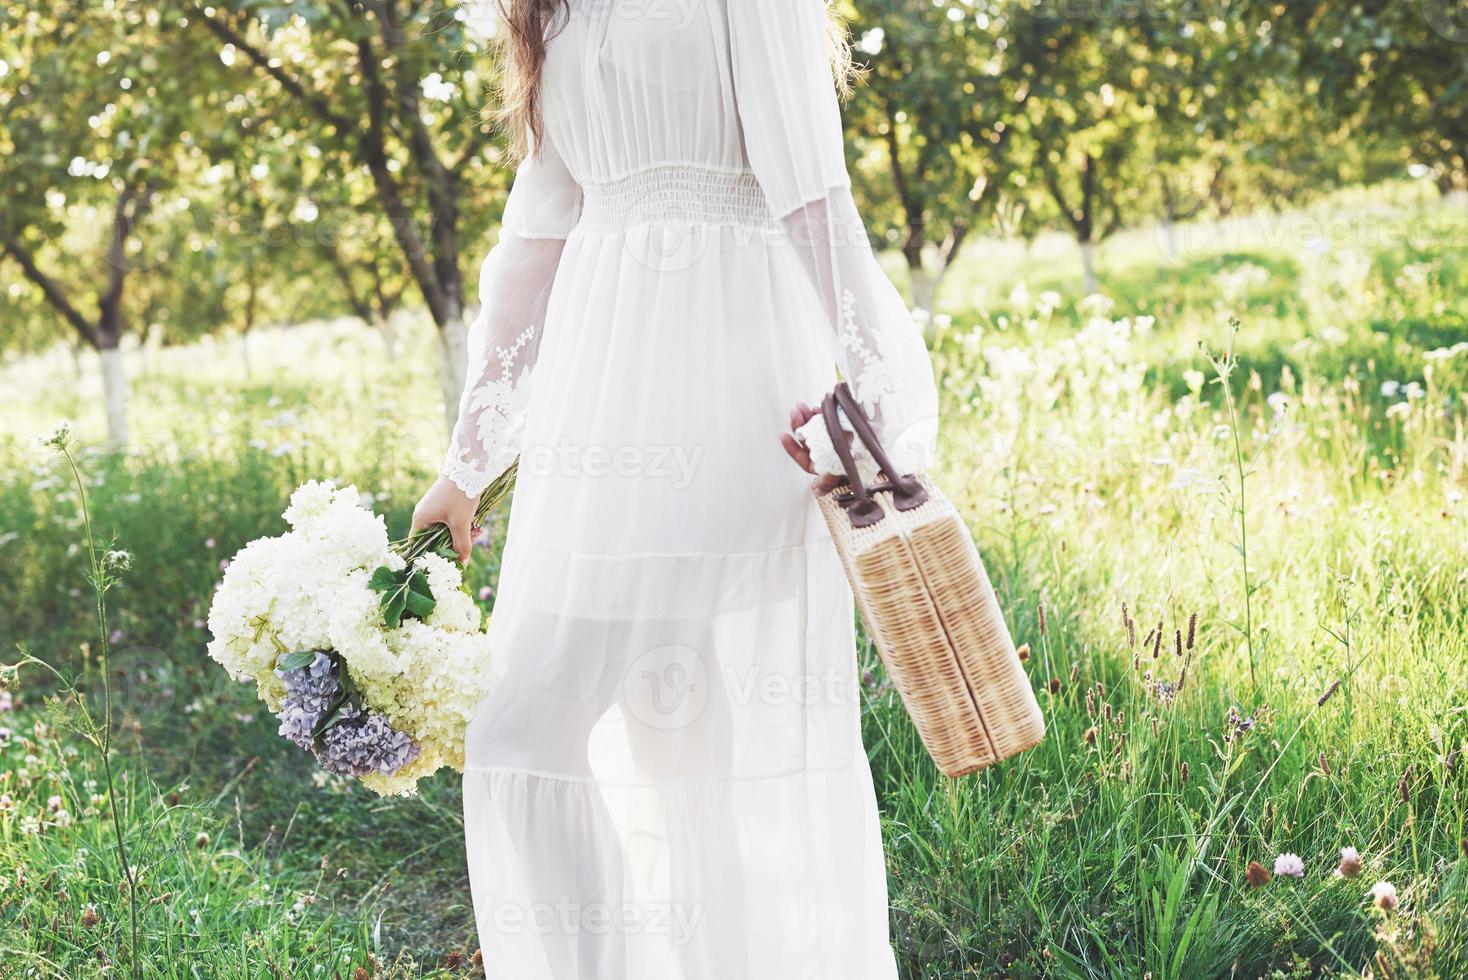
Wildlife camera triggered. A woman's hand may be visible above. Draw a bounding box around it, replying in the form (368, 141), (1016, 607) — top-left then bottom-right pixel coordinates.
(411, 476), (480, 564)
(779, 401), (845, 495)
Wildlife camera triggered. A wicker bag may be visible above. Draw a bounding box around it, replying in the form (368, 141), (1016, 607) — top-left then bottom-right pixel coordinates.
(814, 384), (1045, 776)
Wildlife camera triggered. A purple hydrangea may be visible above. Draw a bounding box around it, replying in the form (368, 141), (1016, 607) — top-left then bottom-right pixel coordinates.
(276, 652), (342, 750)
(274, 651), (420, 778)
(316, 711), (421, 777)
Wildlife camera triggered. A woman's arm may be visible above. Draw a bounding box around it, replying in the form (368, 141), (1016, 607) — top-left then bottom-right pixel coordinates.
(729, 0), (939, 477)
(414, 134), (582, 559)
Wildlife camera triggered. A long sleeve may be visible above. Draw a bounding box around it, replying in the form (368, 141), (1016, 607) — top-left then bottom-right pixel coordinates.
(727, 0), (938, 475)
(442, 134), (583, 499)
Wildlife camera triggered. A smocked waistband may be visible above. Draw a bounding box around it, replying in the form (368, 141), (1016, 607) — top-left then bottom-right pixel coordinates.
(578, 165), (773, 234)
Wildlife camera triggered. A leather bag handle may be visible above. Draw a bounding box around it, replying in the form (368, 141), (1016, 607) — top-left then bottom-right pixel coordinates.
(822, 392), (886, 528)
(832, 383), (929, 513)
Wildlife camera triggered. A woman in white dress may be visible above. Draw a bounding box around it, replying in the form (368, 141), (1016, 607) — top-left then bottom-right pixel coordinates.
(412, 1), (938, 976)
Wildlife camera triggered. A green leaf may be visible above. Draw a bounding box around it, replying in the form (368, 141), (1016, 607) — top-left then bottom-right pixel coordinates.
(405, 590), (436, 619)
(382, 591), (407, 629)
(311, 692), (351, 740)
(316, 710), (352, 737)
(277, 650), (318, 672)
(368, 565), (400, 593)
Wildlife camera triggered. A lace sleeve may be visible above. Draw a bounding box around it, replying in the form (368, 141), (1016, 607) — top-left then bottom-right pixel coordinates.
(442, 134), (582, 499)
(727, 0), (938, 475)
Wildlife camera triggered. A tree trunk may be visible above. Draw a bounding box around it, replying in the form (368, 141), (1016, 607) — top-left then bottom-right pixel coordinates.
(906, 242), (962, 324)
(239, 330), (253, 379)
(99, 344), (130, 449)
(909, 265), (940, 317)
(374, 314), (399, 359)
(1080, 240), (1099, 295)
(438, 317), (470, 433)
(1160, 218), (1178, 262)
(242, 267), (258, 379)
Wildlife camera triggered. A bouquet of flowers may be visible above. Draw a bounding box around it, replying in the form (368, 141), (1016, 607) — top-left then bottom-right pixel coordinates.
(206, 467), (514, 796)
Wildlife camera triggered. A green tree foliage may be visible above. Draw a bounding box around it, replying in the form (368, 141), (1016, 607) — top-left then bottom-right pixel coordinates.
(0, 1), (223, 444)
(842, 0), (1032, 312)
(185, 0), (511, 420)
(3, 0), (1459, 392)
(1250, 0), (1468, 193)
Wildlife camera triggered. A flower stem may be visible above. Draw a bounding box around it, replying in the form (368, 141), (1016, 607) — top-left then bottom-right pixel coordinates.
(1210, 324), (1257, 694)
(60, 444), (141, 980)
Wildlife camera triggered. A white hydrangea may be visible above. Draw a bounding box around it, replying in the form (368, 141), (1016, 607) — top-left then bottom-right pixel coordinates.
(328, 569), (406, 677)
(416, 553), (483, 633)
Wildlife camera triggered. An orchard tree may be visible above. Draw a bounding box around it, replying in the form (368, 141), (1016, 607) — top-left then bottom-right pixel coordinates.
(0, 1), (218, 446)
(305, 165), (415, 356)
(1004, 3), (1194, 293)
(186, 0), (509, 427)
(842, 0), (1032, 314)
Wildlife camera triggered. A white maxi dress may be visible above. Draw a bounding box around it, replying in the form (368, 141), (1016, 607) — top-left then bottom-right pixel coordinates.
(443, 2), (938, 977)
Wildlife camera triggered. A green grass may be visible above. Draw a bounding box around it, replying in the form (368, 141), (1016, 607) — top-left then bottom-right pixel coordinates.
(2, 189), (1466, 977)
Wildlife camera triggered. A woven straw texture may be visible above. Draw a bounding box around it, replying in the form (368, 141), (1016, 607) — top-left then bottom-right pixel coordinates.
(817, 474), (1045, 776)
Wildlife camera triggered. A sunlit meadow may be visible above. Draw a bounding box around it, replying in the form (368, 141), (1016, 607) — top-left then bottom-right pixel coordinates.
(2, 188), (1465, 977)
